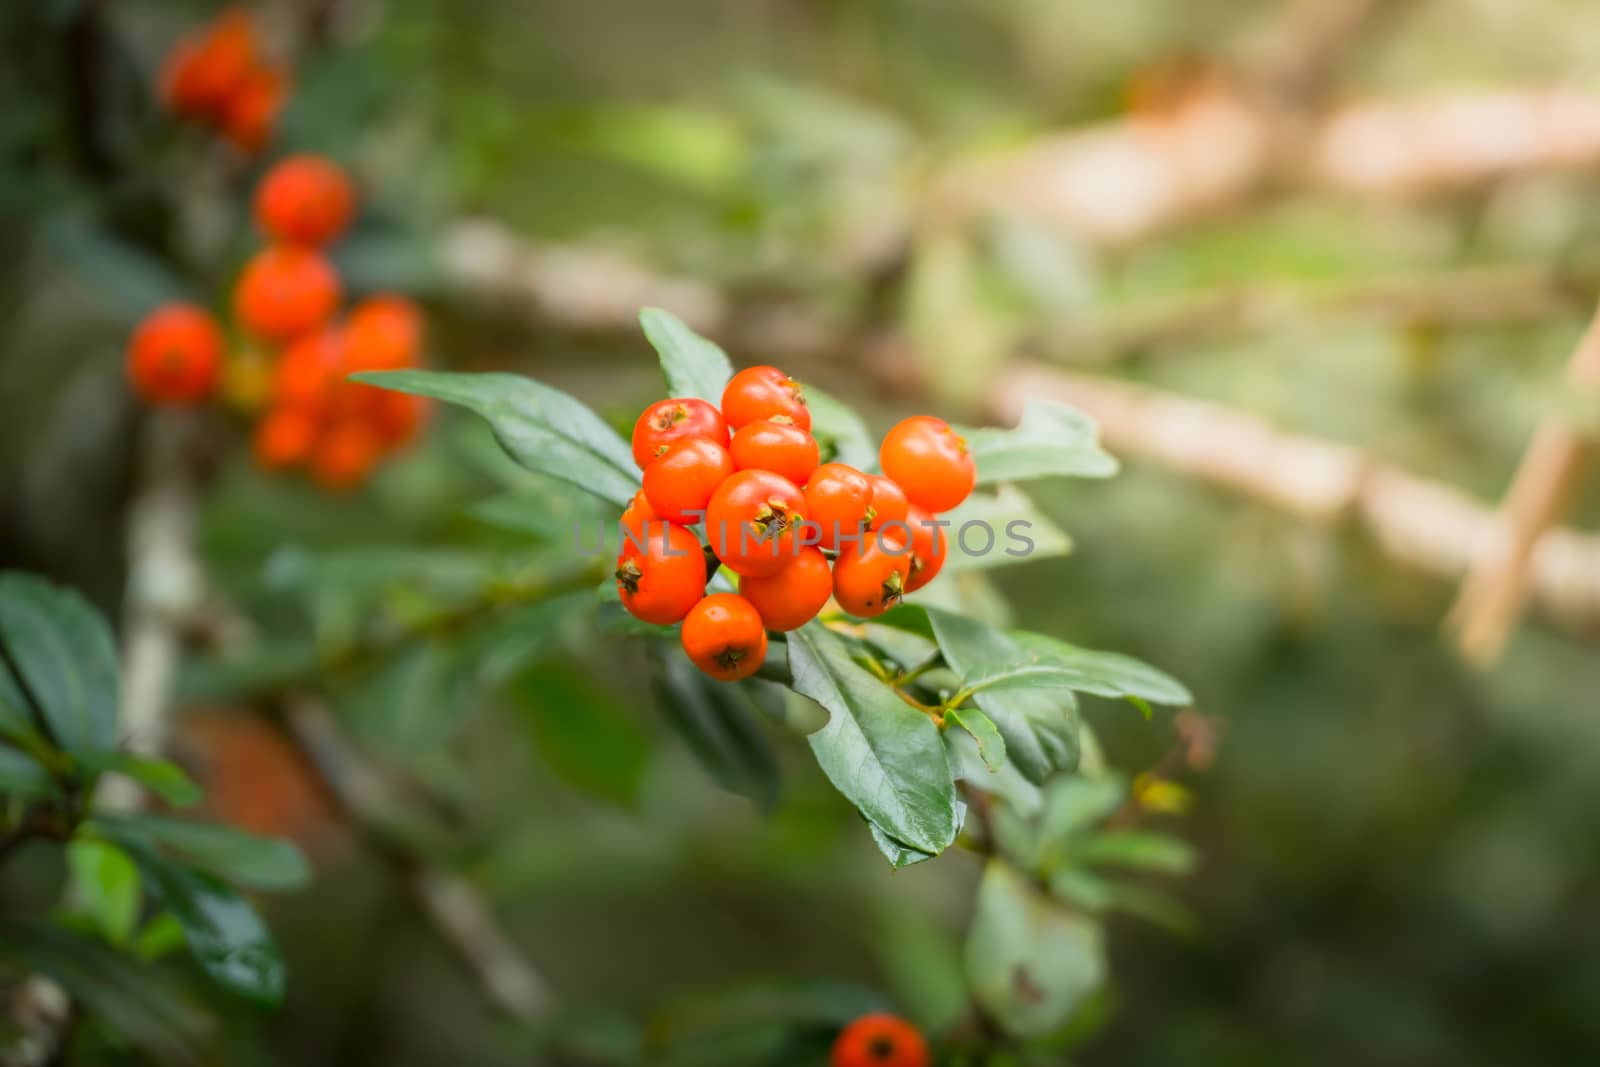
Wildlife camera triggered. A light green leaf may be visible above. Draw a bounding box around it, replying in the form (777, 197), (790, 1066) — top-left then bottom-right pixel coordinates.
(965, 860), (1106, 1038)
(786, 623), (957, 856)
(804, 385), (877, 470)
(940, 485), (1072, 573)
(641, 307), (734, 402)
(868, 820), (939, 869)
(75, 750), (203, 807)
(943, 730), (1043, 816)
(89, 813), (311, 892)
(656, 653), (780, 811)
(0, 572), (118, 755)
(351, 370), (641, 507)
(1012, 633), (1191, 705)
(123, 845), (286, 1006)
(1036, 775), (1125, 858)
(962, 400), (1118, 483)
(946, 707), (1006, 771)
(1070, 830), (1196, 875)
(67, 839), (142, 945)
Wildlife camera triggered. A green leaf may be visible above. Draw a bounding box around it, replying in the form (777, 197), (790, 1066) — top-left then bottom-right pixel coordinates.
(962, 400), (1118, 484)
(1036, 775), (1125, 854)
(1070, 830), (1196, 875)
(656, 653), (780, 811)
(640, 307), (734, 402)
(0, 572), (119, 754)
(0, 743), (56, 798)
(122, 845), (286, 1006)
(943, 730), (1043, 816)
(946, 707), (1006, 771)
(924, 607), (1079, 785)
(965, 860), (1106, 1038)
(1012, 633), (1192, 705)
(804, 385), (877, 470)
(0, 919), (212, 1064)
(512, 662), (650, 806)
(351, 370), (642, 508)
(868, 820), (939, 869)
(786, 623), (957, 856)
(940, 485), (1073, 573)
(67, 839), (142, 945)
(1047, 868), (1198, 935)
(88, 813), (311, 892)
(75, 750), (203, 807)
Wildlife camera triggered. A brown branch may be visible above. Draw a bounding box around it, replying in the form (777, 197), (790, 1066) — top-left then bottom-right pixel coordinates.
(1446, 300), (1600, 664)
(987, 365), (1600, 631)
(280, 697), (553, 1025)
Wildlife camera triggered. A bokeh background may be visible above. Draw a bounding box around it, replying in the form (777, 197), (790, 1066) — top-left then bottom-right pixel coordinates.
(5, 0), (1600, 1064)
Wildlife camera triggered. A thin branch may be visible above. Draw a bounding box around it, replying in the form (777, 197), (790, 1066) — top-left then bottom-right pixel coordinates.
(280, 697), (553, 1024)
(1446, 299), (1600, 664)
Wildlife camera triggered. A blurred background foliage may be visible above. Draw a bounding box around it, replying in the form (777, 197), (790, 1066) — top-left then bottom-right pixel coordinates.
(5, 0), (1600, 1063)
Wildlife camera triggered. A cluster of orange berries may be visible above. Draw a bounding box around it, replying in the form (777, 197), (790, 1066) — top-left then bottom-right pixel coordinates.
(159, 6), (288, 155)
(125, 154), (427, 491)
(616, 367), (975, 682)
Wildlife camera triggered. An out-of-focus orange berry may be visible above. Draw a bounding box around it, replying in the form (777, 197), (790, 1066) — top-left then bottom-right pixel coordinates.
(310, 422), (381, 491)
(160, 8), (256, 120)
(234, 245), (341, 344)
(344, 295), (423, 372)
(254, 154), (355, 246)
(126, 303), (224, 406)
(271, 327), (344, 409)
(220, 63), (289, 155)
(253, 405), (319, 469)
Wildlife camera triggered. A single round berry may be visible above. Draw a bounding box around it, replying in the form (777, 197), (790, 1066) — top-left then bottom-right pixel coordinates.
(221, 64), (289, 155)
(721, 365), (809, 431)
(631, 397), (728, 469)
(879, 415), (976, 513)
(159, 8), (255, 119)
(739, 547), (833, 632)
(832, 531), (912, 618)
(615, 523), (706, 625)
(803, 462), (873, 551)
(254, 154), (355, 246)
(234, 245), (341, 344)
(704, 469), (807, 578)
(642, 437), (735, 526)
(271, 327), (343, 410)
(681, 593), (768, 682)
(253, 406), (318, 470)
(126, 303), (225, 406)
(830, 1013), (929, 1067)
(729, 419), (820, 486)
(345, 296), (424, 372)
(310, 423), (381, 492)
(864, 474), (909, 531)
(903, 506), (948, 593)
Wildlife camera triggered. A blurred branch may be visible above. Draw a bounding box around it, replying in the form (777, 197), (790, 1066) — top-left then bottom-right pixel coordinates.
(1446, 299), (1600, 664)
(988, 365), (1600, 631)
(1243, 0), (1414, 107)
(281, 697), (553, 1024)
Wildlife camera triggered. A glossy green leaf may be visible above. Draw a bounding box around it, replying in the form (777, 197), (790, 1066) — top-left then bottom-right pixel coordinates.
(75, 750), (203, 807)
(0, 919), (212, 1064)
(868, 820), (940, 869)
(351, 370), (642, 507)
(804, 385), (877, 470)
(786, 623), (957, 856)
(656, 653), (780, 810)
(1012, 632), (1191, 705)
(123, 845), (286, 1006)
(89, 813), (311, 892)
(965, 860), (1106, 1038)
(962, 400), (1118, 484)
(641, 307), (734, 402)
(946, 707), (1006, 771)
(67, 839), (142, 945)
(943, 730), (1043, 816)
(0, 572), (118, 754)
(923, 607), (1079, 785)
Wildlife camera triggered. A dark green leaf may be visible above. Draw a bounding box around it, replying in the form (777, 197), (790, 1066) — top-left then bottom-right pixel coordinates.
(786, 623), (957, 856)
(656, 653), (780, 810)
(0, 572), (118, 755)
(804, 385), (877, 470)
(962, 400), (1118, 483)
(1012, 633), (1191, 705)
(75, 750), (203, 807)
(0, 743), (56, 798)
(640, 307), (734, 402)
(946, 707), (1006, 771)
(0, 919), (211, 1064)
(943, 730), (1043, 816)
(924, 607), (1079, 785)
(351, 370), (641, 507)
(89, 813), (311, 892)
(965, 860), (1106, 1038)
(121, 844), (286, 1006)
(512, 662), (650, 806)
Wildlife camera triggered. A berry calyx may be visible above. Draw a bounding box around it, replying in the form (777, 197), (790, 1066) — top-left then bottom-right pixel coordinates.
(681, 593), (768, 681)
(705, 469), (807, 578)
(721, 365), (810, 431)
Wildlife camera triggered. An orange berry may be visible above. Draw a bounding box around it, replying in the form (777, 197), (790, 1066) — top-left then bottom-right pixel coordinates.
(616, 524), (706, 625)
(234, 245), (341, 344)
(864, 474), (909, 531)
(832, 531), (912, 618)
(160, 9), (256, 120)
(310, 423), (381, 492)
(738, 547), (832, 632)
(681, 593), (768, 682)
(344, 295), (424, 372)
(831, 1014), (928, 1067)
(729, 419), (820, 486)
(620, 490), (659, 543)
(721, 365), (809, 431)
(903, 506), (948, 593)
(221, 63), (289, 155)
(879, 415), (976, 513)
(253, 406), (318, 470)
(271, 327), (344, 409)
(373, 391), (428, 449)
(803, 463), (872, 551)
(642, 437), (735, 526)
(126, 303), (224, 406)
(254, 154), (355, 246)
